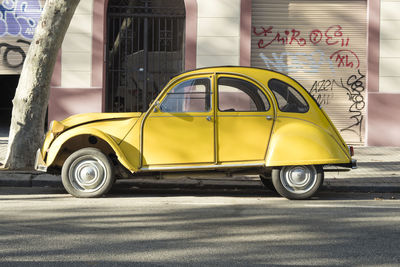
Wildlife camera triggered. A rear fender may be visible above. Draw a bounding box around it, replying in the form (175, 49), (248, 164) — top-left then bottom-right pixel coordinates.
(266, 118), (350, 166)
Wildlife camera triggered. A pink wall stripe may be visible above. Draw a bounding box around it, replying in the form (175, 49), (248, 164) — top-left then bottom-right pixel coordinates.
(367, 0), (380, 93)
(184, 0), (197, 70)
(92, 0), (107, 112)
(240, 0), (251, 66)
(49, 87), (103, 122)
(368, 93), (400, 146)
(92, 0), (106, 88)
(50, 49), (62, 87)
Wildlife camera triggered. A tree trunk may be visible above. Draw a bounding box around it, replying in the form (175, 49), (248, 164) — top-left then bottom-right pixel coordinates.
(4, 0), (80, 170)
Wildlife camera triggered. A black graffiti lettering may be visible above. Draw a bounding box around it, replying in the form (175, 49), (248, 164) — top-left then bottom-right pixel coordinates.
(340, 69), (365, 142)
(0, 39), (30, 68)
(310, 79), (335, 105)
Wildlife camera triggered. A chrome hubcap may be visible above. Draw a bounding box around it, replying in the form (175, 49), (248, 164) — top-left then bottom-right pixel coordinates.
(280, 165), (317, 194)
(69, 156), (107, 192)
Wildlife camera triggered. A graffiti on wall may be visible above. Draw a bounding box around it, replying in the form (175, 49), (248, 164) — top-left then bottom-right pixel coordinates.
(253, 24), (365, 142)
(0, 38), (29, 68)
(340, 70), (365, 139)
(253, 25), (360, 71)
(0, 0), (43, 71)
(259, 50), (336, 74)
(309, 79), (336, 105)
(309, 71), (365, 140)
(253, 25), (349, 48)
(0, 0), (42, 39)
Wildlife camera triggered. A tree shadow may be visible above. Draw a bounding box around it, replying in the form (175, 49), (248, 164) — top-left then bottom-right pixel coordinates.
(0, 189), (399, 266)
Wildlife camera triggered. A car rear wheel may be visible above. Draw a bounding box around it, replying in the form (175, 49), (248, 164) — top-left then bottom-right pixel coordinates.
(272, 165), (323, 200)
(61, 148), (115, 198)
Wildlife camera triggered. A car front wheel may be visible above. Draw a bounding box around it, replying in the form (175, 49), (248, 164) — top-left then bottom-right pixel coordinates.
(61, 148), (115, 198)
(272, 165), (323, 200)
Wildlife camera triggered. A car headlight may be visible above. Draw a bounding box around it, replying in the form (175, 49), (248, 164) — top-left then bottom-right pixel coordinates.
(49, 120), (65, 134)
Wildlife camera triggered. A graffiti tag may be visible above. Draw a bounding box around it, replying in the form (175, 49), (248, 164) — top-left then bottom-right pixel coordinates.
(0, 39), (30, 68)
(253, 25), (350, 48)
(0, 0), (43, 40)
(259, 50), (336, 74)
(309, 79), (337, 105)
(330, 49), (360, 69)
(340, 70), (365, 141)
(255, 25), (359, 70)
(253, 26), (306, 48)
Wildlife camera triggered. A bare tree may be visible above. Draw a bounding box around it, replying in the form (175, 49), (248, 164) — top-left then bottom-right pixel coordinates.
(4, 0), (80, 170)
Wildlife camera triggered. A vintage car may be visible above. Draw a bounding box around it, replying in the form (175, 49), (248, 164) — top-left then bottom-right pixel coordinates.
(35, 66), (356, 199)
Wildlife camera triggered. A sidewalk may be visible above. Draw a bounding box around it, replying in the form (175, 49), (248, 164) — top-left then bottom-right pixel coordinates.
(1, 136), (400, 193)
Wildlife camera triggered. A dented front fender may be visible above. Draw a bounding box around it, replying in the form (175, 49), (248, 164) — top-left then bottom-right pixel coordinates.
(45, 127), (138, 172)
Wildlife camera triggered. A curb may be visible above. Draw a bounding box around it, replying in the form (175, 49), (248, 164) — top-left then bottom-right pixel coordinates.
(323, 184), (400, 193)
(0, 173), (33, 187)
(0, 173), (399, 194)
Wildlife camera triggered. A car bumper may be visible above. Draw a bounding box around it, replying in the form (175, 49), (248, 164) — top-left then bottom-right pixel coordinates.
(352, 159), (357, 169)
(34, 149), (47, 172)
(348, 159), (357, 169)
(328, 159), (357, 170)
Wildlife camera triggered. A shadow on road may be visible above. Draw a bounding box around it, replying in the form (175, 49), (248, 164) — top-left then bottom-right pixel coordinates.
(1, 184), (398, 201)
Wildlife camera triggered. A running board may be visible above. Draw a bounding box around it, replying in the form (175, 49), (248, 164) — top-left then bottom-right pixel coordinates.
(139, 163), (266, 172)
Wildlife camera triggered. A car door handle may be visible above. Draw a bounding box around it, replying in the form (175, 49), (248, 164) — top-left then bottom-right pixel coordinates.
(206, 116), (212, 121)
(266, 115), (273, 120)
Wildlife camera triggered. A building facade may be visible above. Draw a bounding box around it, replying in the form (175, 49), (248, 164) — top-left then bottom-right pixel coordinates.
(0, 0), (399, 146)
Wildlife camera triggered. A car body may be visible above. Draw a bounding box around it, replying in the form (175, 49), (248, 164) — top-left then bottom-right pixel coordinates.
(36, 66), (356, 199)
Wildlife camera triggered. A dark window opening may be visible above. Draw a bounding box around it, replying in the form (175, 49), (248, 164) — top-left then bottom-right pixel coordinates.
(268, 79), (309, 113)
(0, 75), (19, 137)
(106, 0), (186, 112)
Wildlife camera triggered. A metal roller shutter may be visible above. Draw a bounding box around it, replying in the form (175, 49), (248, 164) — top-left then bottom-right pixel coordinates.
(0, 0), (44, 74)
(251, 0), (367, 145)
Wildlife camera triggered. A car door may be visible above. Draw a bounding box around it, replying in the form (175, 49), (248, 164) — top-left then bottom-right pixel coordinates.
(216, 74), (275, 163)
(142, 75), (215, 166)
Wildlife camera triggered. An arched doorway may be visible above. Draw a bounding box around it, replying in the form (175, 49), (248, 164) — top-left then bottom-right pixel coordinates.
(106, 0), (186, 112)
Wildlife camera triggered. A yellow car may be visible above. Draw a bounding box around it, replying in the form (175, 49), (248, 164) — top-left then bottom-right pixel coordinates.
(35, 67), (356, 199)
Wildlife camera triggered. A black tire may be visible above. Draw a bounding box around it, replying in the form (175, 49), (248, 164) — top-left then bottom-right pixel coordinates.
(61, 148), (115, 198)
(272, 165), (323, 200)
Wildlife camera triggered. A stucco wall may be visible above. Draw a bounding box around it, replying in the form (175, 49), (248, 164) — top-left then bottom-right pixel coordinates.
(61, 0), (93, 88)
(49, 0), (100, 123)
(379, 0), (400, 93)
(367, 0), (400, 146)
(196, 0), (241, 67)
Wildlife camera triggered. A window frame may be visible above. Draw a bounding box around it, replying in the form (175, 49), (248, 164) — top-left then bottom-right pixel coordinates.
(217, 77), (271, 113)
(159, 77), (213, 113)
(267, 78), (310, 114)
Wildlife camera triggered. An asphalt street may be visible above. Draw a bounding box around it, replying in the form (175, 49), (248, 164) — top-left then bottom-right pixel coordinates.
(0, 187), (399, 266)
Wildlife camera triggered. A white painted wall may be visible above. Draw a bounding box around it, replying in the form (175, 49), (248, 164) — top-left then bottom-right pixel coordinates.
(61, 0), (93, 88)
(380, 0), (400, 93)
(196, 0), (241, 68)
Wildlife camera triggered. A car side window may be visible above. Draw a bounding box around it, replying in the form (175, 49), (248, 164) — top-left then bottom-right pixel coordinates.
(218, 77), (270, 112)
(268, 79), (309, 113)
(160, 78), (211, 112)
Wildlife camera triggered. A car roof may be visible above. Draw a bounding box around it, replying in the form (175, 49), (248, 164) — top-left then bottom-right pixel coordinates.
(172, 66), (288, 79)
(171, 66), (320, 108)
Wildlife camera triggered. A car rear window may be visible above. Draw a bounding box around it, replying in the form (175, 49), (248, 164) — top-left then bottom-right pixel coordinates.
(268, 79), (309, 113)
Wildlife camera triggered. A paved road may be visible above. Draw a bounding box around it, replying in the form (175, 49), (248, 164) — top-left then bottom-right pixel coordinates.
(0, 187), (399, 266)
